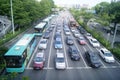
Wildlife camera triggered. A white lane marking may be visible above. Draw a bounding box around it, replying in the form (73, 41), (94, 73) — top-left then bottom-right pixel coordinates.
(26, 37), (40, 69)
(26, 66), (120, 70)
(56, 49), (59, 53)
(83, 46), (87, 52)
(73, 37), (88, 68)
(115, 59), (120, 66)
(47, 24), (56, 69)
(86, 43), (93, 51)
(62, 26), (69, 68)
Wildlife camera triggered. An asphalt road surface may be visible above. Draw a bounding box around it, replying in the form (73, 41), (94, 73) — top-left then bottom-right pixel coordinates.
(13, 11), (120, 80)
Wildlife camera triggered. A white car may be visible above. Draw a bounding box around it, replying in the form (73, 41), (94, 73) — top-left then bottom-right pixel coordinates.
(89, 38), (100, 47)
(99, 48), (115, 63)
(71, 28), (76, 33)
(85, 33), (92, 40)
(55, 52), (66, 69)
(65, 30), (70, 35)
(39, 39), (48, 49)
(73, 31), (81, 37)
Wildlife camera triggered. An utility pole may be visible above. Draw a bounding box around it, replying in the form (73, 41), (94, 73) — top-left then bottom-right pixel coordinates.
(111, 24), (118, 48)
(10, 0), (15, 34)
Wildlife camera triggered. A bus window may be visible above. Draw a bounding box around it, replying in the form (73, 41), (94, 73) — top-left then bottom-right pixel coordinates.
(22, 50), (27, 62)
(5, 56), (22, 68)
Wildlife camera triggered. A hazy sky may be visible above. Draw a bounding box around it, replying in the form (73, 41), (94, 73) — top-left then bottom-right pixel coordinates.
(53, 0), (111, 7)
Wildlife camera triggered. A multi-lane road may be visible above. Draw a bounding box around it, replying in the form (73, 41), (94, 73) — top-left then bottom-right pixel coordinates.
(17, 11), (120, 80)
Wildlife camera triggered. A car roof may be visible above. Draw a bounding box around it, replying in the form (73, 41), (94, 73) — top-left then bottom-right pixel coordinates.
(56, 37), (62, 41)
(36, 52), (44, 57)
(57, 53), (64, 58)
(101, 48), (110, 53)
(91, 38), (97, 41)
(67, 36), (72, 39)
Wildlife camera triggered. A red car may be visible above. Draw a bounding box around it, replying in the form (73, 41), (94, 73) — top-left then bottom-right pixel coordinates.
(33, 52), (45, 69)
(77, 37), (86, 45)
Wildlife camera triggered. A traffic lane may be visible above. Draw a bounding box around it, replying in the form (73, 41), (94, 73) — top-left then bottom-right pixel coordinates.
(27, 37), (42, 68)
(82, 35), (120, 67)
(77, 31), (120, 68)
(20, 68), (120, 80)
(83, 38), (120, 68)
(63, 33), (87, 68)
(46, 23), (58, 68)
(27, 20), (55, 68)
(43, 27), (56, 67)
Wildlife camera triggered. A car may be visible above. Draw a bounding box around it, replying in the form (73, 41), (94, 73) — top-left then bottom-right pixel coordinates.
(89, 38), (100, 47)
(85, 33), (92, 40)
(66, 36), (74, 45)
(33, 52), (45, 69)
(51, 24), (55, 28)
(64, 30), (71, 35)
(39, 39), (48, 49)
(54, 38), (63, 49)
(43, 32), (50, 39)
(77, 37), (86, 45)
(71, 28), (76, 33)
(73, 31), (81, 37)
(68, 45), (80, 61)
(56, 27), (61, 33)
(63, 26), (69, 31)
(85, 51), (102, 68)
(55, 52), (66, 69)
(48, 27), (53, 31)
(99, 48), (115, 63)
(54, 32), (61, 39)
(79, 28), (86, 34)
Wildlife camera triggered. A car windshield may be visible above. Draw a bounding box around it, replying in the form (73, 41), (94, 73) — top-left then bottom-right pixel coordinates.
(104, 53), (113, 57)
(87, 33), (91, 36)
(56, 57), (64, 62)
(92, 40), (98, 43)
(35, 57), (43, 62)
(56, 41), (61, 44)
(80, 37), (84, 40)
(72, 49), (78, 54)
(41, 40), (46, 44)
(68, 38), (72, 40)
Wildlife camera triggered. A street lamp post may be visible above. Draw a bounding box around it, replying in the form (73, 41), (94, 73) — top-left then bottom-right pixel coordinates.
(10, 0), (15, 34)
(111, 24), (118, 48)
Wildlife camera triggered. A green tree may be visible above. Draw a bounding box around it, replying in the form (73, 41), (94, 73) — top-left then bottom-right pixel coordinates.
(0, 0), (54, 31)
(109, 2), (120, 29)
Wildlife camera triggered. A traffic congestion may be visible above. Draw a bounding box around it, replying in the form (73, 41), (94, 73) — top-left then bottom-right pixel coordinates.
(26, 11), (120, 71)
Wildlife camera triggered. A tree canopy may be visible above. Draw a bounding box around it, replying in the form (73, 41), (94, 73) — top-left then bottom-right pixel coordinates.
(94, 1), (120, 26)
(0, 0), (55, 30)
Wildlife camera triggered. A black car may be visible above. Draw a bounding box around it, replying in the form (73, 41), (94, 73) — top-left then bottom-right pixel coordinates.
(43, 32), (50, 39)
(68, 45), (80, 61)
(66, 36), (73, 45)
(85, 51), (101, 68)
(79, 27), (86, 34)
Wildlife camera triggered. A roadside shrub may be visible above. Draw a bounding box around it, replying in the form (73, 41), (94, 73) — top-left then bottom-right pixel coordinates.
(111, 48), (120, 59)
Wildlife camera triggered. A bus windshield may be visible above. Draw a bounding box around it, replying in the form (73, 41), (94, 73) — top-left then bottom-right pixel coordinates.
(5, 56), (23, 68)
